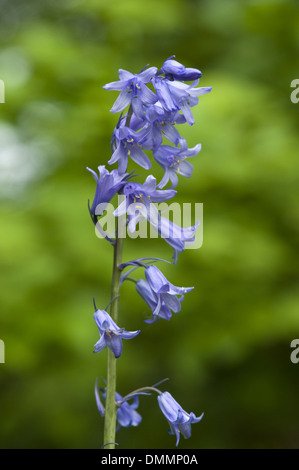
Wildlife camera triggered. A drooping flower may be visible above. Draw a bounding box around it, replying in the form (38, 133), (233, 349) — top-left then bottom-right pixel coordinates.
(113, 175), (199, 260)
(154, 137), (202, 188)
(95, 381), (142, 430)
(141, 103), (185, 151)
(118, 260), (193, 322)
(114, 175), (176, 233)
(157, 391), (204, 446)
(136, 264), (193, 322)
(153, 76), (212, 125)
(86, 165), (130, 216)
(93, 309), (140, 358)
(103, 67), (158, 119)
(145, 265), (193, 298)
(109, 125), (151, 174)
(160, 57), (202, 81)
(136, 279), (173, 323)
(115, 391), (142, 429)
(151, 215), (200, 263)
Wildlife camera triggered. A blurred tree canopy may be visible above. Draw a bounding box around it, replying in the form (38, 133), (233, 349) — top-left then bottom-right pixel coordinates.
(0, 0), (299, 449)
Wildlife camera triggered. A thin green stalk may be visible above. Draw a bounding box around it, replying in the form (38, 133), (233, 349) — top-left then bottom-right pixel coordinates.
(103, 105), (132, 449)
(103, 223), (124, 449)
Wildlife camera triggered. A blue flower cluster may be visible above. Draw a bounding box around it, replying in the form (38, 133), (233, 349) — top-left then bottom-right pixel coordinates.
(88, 57), (211, 259)
(88, 57), (211, 446)
(104, 56), (211, 177)
(95, 381), (204, 447)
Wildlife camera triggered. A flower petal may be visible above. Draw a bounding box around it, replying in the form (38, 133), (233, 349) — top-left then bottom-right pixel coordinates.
(103, 80), (127, 91)
(177, 160), (193, 177)
(145, 265), (169, 294)
(106, 333), (123, 358)
(108, 143), (125, 165)
(136, 279), (159, 311)
(184, 143), (202, 157)
(120, 329), (140, 339)
(151, 188), (177, 202)
(138, 66), (158, 83)
(131, 96), (145, 120)
(118, 69), (134, 81)
(139, 82), (158, 105)
(130, 146), (151, 170)
(154, 78), (177, 112)
(158, 392), (179, 422)
(161, 292), (181, 313)
(179, 102), (195, 125)
(169, 171), (179, 188)
(117, 404), (142, 427)
(93, 334), (107, 354)
(188, 86), (212, 97)
(113, 198), (127, 217)
(162, 122), (181, 146)
(157, 168), (171, 189)
(110, 89), (131, 114)
(142, 175), (157, 194)
(94, 379), (105, 416)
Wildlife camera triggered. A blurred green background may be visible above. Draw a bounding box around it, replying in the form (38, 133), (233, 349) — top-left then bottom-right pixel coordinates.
(0, 0), (299, 449)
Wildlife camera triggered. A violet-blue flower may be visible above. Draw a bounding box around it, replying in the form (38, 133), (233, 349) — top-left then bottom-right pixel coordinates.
(136, 264), (193, 322)
(157, 391), (204, 446)
(154, 137), (202, 188)
(154, 76), (212, 125)
(87, 165), (130, 216)
(136, 279), (173, 323)
(141, 103), (185, 151)
(114, 175), (176, 233)
(151, 215), (199, 262)
(95, 382), (142, 429)
(115, 391), (142, 429)
(93, 309), (140, 359)
(145, 265), (193, 297)
(160, 57), (202, 81)
(103, 67), (158, 119)
(109, 125), (151, 174)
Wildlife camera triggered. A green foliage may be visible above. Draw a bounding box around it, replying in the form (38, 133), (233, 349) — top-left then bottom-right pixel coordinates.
(0, 0), (298, 449)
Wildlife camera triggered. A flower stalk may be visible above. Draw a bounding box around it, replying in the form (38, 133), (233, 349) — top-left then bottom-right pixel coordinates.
(103, 104), (133, 449)
(103, 219), (124, 449)
(88, 59), (211, 448)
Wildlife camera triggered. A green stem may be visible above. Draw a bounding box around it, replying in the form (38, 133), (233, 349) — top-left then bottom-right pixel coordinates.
(103, 222), (124, 449)
(123, 277), (138, 284)
(103, 104), (132, 449)
(118, 386), (162, 405)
